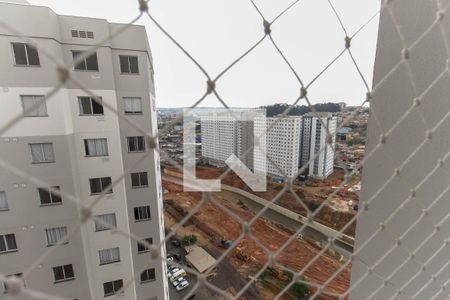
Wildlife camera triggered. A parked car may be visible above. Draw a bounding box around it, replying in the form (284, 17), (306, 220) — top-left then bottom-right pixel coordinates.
(168, 268), (180, 278)
(170, 269), (187, 282)
(167, 264), (178, 272)
(176, 279), (189, 291)
(171, 277), (186, 287)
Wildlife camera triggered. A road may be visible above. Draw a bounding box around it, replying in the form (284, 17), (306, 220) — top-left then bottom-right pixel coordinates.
(163, 175), (353, 259)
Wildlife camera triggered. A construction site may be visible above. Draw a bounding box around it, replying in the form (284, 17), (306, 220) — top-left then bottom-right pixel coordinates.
(162, 167), (355, 299)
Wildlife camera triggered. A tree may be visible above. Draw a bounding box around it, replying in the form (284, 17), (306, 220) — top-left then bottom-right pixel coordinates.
(181, 234), (198, 246)
(291, 279), (310, 300)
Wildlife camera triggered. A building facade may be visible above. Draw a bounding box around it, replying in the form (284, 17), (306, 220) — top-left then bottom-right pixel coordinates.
(0, 2), (168, 300)
(300, 113), (337, 179)
(266, 117), (302, 179)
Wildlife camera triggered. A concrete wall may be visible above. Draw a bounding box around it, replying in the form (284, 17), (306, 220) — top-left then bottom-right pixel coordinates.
(350, 1), (450, 299)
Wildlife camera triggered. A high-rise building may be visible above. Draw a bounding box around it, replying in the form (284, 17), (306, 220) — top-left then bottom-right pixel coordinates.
(266, 117), (302, 178)
(200, 110), (266, 172)
(0, 1), (168, 299)
(300, 113), (337, 179)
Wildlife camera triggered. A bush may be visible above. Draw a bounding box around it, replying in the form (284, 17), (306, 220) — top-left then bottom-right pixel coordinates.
(291, 279), (310, 299)
(181, 234), (197, 246)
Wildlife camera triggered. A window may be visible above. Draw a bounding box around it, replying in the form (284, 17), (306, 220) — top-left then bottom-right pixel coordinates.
(140, 268), (155, 283)
(89, 177), (112, 194)
(45, 227), (67, 246)
(0, 191), (8, 210)
(38, 186), (62, 205)
(84, 139), (108, 157)
(99, 247), (120, 265)
(131, 172), (148, 188)
(103, 279), (123, 297)
(52, 264), (74, 282)
(21, 95), (47, 117)
(134, 206), (151, 221)
(123, 97), (142, 114)
(30, 143), (55, 163)
(137, 238), (153, 253)
(119, 55), (139, 74)
(72, 50), (98, 71)
(0, 234), (17, 253)
(12, 43), (40, 66)
(94, 213), (117, 231)
(127, 136), (145, 152)
(78, 97), (104, 115)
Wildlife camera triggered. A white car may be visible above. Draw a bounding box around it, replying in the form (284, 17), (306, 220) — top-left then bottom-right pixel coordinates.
(167, 268), (180, 277)
(172, 277), (185, 287)
(169, 269), (187, 283)
(176, 279), (189, 291)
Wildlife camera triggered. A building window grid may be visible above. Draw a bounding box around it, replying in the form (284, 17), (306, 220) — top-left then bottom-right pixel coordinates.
(21, 95), (47, 117)
(137, 238), (153, 253)
(127, 136), (146, 153)
(103, 279), (123, 297)
(98, 247), (120, 265)
(0, 234), (17, 253)
(131, 172), (148, 188)
(134, 206), (151, 222)
(78, 96), (104, 115)
(38, 186), (62, 206)
(119, 55), (139, 74)
(12, 43), (40, 66)
(0, 191), (8, 210)
(45, 227), (68, 246)
(52, 264), (75, 283)
(84, 138), (108, 157)
(30, 143), (55, 163)
(89, 177), (113, 195)
(94, 213), (117, 232)
(72, 50), (99, 71)
(140, 268), (156, 283)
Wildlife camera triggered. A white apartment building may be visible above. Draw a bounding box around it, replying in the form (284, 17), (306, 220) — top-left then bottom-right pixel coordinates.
(200, 110), (266, 173)
(0, 1), (168, 300)
(266, 117), (302, 179)
(300, 113), (337, 179)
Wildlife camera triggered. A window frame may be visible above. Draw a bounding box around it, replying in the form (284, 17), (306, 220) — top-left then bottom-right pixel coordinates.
(98, 247), (120, 265)
(89, 177), (113, 195)
(134, 206), (151, 222)
(127, 136), (146, 153)
(137, 238), (153, 253)
(84, 138), (109, 157)
(123, 97), (143, 115)
(103, 279), (123, 297)
(140, 268), (156, 283)
(20, 95), (48, 117)
(130, 172), (148, 188)
(0, 234), (18, 254)
(38, 186), (62, 206)
(78, 96), (104, 116)
(71, 50), (99, 71)
(29, 143), (55, 164)
(0, 191), (9, 211)
(52, 264), (75, 283)
(119, 55), (139, 74)
(94, 213), (117, 232)
(11, 43), (40, 67)
(45, 227), (68, 247)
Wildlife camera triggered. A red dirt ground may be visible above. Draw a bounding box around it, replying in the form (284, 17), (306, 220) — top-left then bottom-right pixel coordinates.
(162, 179), (351, 299)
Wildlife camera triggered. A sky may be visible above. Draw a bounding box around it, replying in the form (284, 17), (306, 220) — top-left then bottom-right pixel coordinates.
(29, 0), (381, 108)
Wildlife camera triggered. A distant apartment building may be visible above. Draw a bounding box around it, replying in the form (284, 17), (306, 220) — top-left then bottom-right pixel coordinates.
(300, 113), (337, 179)
(200, 110), (266, 173)
(0, 1), (168, 300)
(266, 117), (302, 178)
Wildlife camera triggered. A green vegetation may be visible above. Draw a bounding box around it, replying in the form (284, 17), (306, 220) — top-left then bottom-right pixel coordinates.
(261, 103), (341, 117)
(181, 234), (198, 246)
